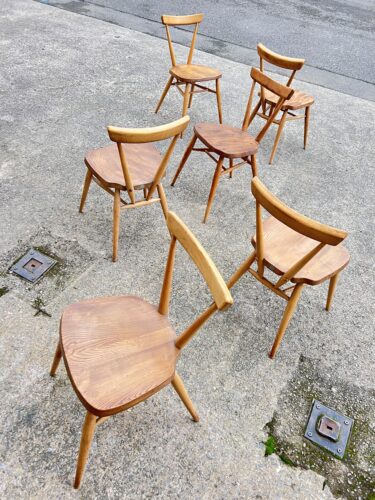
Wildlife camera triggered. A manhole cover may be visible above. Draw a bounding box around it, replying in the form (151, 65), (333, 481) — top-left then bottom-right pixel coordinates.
(9, 249), (56, 283)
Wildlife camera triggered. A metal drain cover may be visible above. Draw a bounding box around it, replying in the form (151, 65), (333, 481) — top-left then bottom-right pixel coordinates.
(305, 399), (353, 458)
(9, 249), (56, 283)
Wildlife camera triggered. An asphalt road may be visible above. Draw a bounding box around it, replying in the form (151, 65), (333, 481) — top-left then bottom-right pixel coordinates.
(91, 0), (374, 82)
(38, 0), (375, 99)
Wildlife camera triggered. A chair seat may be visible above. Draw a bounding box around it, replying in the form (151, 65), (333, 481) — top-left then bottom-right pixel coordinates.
(194, 123), (258, 158)
(262, 88), (314, 110)
(85, 143), (162, 190)
(60, 296), (178, 417)
(170, 64), (222, 83)
(252, 217), (350, 285)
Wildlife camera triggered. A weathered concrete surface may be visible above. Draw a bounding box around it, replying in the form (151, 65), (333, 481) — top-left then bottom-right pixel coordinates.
(0, 0), (374, 498)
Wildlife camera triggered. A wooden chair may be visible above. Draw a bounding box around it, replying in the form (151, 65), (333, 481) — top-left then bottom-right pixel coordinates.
(50, 211), (233, 489)
(79, 116), (189, 261)
(171, 67), (294, 222)
(155, 14), (223, 125)
(227, 177), (350, 359)
(249, 43), (315, 164)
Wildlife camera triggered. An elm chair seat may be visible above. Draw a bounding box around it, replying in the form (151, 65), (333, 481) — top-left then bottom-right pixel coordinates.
(252, 217), (350, 285)
(194, 123), (259, 158)
(60, 295), (178, 416)
(261, 88), (314, 111)
(170, 64), (222, 83)
(85, 143), (163, 190)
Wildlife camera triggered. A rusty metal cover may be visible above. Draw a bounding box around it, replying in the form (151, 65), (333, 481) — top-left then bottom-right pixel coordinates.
(9, 249), (56, 283)
(305, 399), (353, 459)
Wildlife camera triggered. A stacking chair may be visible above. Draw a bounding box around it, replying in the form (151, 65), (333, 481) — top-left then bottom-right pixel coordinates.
(227, 177), (350, 359)
(50, 211), (233, 489)
(171, 67), (294, 222)
(79, 116), (189, 261)
(155, 14), (223, 124)
(249, 43), (315, 164)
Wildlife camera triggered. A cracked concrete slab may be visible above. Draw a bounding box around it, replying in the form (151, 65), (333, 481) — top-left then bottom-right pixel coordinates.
(0, 229), (97, 306)
(265, 355), (375, 499)
(0, 0), (374, 498)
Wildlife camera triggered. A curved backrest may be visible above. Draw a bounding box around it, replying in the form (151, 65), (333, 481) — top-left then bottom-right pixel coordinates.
(161, 14), (204, 25)
(257, 43), (304, 91)
(251, 177), (347, 246)
(251, 67), (294, 100)
(108, 116), (189, 143)
(106, 117), (190, 203)
(161, 13), (204, 66)
(158, 212), (233, 349)
(257, 43), (305, 71)
(167, 212), (233, 310)
(242, 67), (294, 142)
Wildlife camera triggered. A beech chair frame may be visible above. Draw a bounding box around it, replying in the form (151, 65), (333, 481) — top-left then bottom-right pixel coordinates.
(248, 43), (313, 164)
(79, 116), (189, 261)
(155, 14), (223, 125)
(171, 67), (294, 222)
(227, 177), (349, 358)
(50, 211), (233, 489)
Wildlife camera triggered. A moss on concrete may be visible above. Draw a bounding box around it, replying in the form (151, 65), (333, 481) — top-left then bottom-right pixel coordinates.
(264, 356), (375, 499)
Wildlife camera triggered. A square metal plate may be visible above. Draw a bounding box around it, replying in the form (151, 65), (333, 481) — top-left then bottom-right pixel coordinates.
(9, 249), (56, 283)
(304, 399), (353, 458)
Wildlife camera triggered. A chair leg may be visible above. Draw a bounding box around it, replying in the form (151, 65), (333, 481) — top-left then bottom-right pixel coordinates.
(203, 156), (224, 223)
(250, 154), (258, 177)
(74, 411), (97, 489)
(155, 75), (174, 114)
(50, 340), (62, 376)
(269, 109), (288, 165)
(171, 372), (199, 422)
(112, 189), (121, 262)
(79, 170), (93, 213)
(170, 133), (197, 186)
(188, 84), (195, 108)
(157, 183), (169, 220)
(269, 283), (304, 359)
(215, 78), (223, 124)
(325, 273), (340, 311)
(182, 83), (192, 117)
(181, 83), (192, 138)
(304, 106), (311, 149)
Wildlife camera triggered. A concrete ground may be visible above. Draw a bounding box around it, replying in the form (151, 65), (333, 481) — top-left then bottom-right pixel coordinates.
(0, 1), (374, 498)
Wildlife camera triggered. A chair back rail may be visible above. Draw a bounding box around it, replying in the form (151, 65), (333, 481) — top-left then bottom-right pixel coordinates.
(107, 116), (190, 203)
(159, 212), (233, 349)
(242, 67), (294, 142)
(161, 13), (204, 67)
(257, 43), (305, 108)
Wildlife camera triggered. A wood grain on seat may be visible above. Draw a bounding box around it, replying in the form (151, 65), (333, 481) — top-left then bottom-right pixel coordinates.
(60, 296), (178, 417)
(84, 143), (162, 190)
(194, 123), (258, 158)
(51, 210), (233, 489)
(252, 216), (350, 285)
(262, 88), (314, 110)
(170, 64), (222, 83)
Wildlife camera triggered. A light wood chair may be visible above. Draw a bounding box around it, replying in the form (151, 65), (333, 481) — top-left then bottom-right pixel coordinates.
(171, 67), (294, 222)
(155, 14), (223, 125)
(227, 177), (350, 359)
(50, 211), (233, 489)
(79, 116), (189, 261)
(249, 43), (315, 164)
